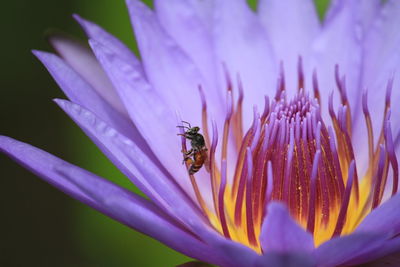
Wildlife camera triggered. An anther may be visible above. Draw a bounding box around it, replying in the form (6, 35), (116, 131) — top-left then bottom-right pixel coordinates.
(312, 69), (321, 105)
(298, 56), (304, 90)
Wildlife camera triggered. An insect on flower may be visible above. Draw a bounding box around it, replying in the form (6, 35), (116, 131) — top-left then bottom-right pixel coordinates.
(3, 0), (400, 266)
(177, 121), (209, 174)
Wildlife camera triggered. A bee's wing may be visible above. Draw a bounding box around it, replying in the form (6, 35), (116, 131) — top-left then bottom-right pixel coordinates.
(203, 149), (211, 173)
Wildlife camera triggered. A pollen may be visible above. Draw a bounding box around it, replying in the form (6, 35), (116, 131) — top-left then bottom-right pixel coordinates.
(178, 59), (398, 253)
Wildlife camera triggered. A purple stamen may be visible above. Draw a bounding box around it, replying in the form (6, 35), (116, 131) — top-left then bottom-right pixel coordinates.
(332, 160), (355, 237)
(219, 159), (231, 239)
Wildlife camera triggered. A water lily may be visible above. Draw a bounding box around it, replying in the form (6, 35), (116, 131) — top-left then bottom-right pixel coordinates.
(2, 0), (400, 266)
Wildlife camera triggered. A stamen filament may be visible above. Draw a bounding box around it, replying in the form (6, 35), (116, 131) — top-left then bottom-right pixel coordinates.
(210, 122), (220, 215)
(245, 147), (257, 246)
(372, 145), (386, 209)
(362, 90), (375, 166)
(233, 76), (244, 148)
(222, 90), (233, 162)
(383, 114), (399, 195)
(219, 159), (231, 239)
(307, 150), (321, 235)
(180, 68), (397, 253)
(198, 85), (211, 150)
(178, 124), (209, 216)
(332, 160), (355, 237)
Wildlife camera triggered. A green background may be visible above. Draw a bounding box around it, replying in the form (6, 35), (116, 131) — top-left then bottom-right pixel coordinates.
(0, 1), (328, 266)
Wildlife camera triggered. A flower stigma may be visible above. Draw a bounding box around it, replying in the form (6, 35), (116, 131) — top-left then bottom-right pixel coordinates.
(178, 58), (398, 254)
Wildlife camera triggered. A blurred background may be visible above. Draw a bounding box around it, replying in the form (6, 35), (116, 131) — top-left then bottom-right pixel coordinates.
(0, 0), (328, 266)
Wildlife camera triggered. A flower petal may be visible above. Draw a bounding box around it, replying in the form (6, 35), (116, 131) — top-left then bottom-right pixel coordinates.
(32, 51), (134, 140)
(33, 50), (162, 172)
(325, 0), (381, 30)
(46, 31), (126, 115)
(213, 0), (277, 129)
(356, 0), (400, 147)
(356, 193), (400, 236)
(255, 252), (315, 267)
(363, 254), (400, 267)
(260, 202), (314, 253)
(310, 2), (362, 119)
(126, 0), (216, 125)
(87, 39), (213, 204)
(55, 99), (208, 228)
(179, 0), (214, 32)
(347, 237), (400, 266)
(55, 99), (260, 267)
(0, 136), (222, 265)
(73, 14), (145, 77)
(153, 0), (221, 100)
(204, 237), (259, 267)
(314, 233), (389, 267)
(311, 2), (369, 176)
(56, 99), (255, 265)
(258, 0), (320, 92)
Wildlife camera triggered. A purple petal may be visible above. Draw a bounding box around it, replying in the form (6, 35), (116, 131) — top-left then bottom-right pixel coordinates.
(348, 237), (400, 266)
(363, 255), (400, 267)
(54, 99), (254, 266)
(258, 0), (320, 93)
(255, 252), (315, 267)
(325, 0), (381, 29)
(181, 0), (214, 31)
(32, 51), (133, 140)
(130, 0), (229, 176)
(356, 0), (400, 152)
(47, 32), (125, 115)
(55, 99), (210, 231)
(353, 0), (381, 30)
(126, 0), (210, 125)
(260, 202), (314, 253)
(310, 2), (362, 123)
(153, 0), (223, 110)
(33, 50), (161, 172)
(314, 233), (389, 267)
(356, 193), (400, 236)
(203, 236), (259, 267)
(0, 136), (223, 265)
(54, 100), (260, 267)
(87, 39), (214, 204)
(73, 14), (145, 77)
(212, 0), (277, 129)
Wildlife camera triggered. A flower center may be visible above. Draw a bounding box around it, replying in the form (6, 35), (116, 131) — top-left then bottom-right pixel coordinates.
(178, 61), (398, 253)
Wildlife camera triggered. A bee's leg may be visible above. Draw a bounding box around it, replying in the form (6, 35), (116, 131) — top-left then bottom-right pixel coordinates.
(184, 149), (193, 156)
(178, 133), (194, 141)
(183, 156), (193, 165)
(182, 149), (193, 164)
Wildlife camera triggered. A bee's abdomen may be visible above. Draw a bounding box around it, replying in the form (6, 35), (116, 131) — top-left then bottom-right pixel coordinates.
(189, 164), (202, 174)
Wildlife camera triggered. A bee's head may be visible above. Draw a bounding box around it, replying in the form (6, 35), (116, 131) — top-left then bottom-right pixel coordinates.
(187, 126), (200, 135)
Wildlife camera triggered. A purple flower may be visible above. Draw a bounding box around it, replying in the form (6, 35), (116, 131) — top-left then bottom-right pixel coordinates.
(2, 0), (400, 266)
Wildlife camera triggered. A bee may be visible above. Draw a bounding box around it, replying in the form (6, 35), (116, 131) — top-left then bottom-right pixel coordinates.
(186, 149), (209, 175)
(177, 121), (209, 174)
